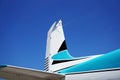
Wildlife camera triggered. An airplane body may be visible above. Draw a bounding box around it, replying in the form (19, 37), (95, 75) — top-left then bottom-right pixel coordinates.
(0, 20), (120, 80)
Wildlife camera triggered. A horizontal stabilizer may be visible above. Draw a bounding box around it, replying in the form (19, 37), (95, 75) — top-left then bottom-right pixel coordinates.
(0, 65), (64, 80)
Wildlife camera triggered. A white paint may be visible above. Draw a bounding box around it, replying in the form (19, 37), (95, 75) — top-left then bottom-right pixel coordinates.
(45, 20), (66, 72)
(51, 55), (102, 72)
(66, 70), (120, 80)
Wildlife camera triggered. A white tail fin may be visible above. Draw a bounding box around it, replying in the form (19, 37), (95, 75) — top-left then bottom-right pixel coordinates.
(44, 20), (101, 74)
(44, 20), (72, 72)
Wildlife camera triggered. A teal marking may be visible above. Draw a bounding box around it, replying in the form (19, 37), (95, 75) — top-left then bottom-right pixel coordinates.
(52, 50), (73, 60)
(58, 49), (120, 74)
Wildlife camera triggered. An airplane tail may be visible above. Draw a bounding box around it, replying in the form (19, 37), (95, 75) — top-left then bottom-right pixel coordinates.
(44, 20), (103, 74)
(44, 20), (73, 72)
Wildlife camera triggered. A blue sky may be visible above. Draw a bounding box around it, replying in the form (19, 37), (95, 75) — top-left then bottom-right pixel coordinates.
(0, 0), (120, 70)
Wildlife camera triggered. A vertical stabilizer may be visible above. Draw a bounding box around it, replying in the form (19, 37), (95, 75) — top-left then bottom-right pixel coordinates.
(45, 20), (72, 72)
(44, 20), (101, 73)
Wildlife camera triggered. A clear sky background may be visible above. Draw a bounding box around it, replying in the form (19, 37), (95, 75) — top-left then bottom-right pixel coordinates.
(0, 0), (120, 70)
